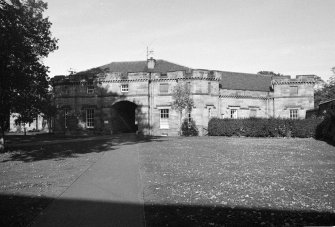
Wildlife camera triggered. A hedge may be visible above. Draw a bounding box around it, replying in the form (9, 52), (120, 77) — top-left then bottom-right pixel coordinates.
(315, 110), (335, 143)
(208, 118), (323, 138)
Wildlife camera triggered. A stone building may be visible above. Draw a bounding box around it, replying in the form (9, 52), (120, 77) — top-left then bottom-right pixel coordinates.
(51, 58), (315, 136)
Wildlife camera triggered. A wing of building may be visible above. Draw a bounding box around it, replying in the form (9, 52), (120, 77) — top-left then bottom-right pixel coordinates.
(51, 58), (315, 136)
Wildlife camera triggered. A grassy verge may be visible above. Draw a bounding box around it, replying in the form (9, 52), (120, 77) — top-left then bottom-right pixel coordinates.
(140, 137), (335, 226)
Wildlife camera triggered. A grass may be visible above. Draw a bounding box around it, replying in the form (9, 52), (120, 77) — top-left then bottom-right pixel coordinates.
(139, 137), (335, 226)
(0, 139), (111, 227)
(0, 136), (334, 226)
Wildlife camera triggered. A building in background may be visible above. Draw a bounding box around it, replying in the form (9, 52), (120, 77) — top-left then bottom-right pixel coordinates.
(9, 114), (50, 133)
(51, 58), (315, 136)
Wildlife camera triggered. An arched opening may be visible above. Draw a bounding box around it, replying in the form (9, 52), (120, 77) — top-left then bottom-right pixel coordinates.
(112, 101), (138, 133)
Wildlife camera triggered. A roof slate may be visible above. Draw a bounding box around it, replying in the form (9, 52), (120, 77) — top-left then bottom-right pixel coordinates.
(74, 59), (283, 92)
(99, 60), (192, 74)
(219, 71), (273, 92)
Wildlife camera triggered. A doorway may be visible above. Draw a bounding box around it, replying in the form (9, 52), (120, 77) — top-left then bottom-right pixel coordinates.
(112, 101), (138, 133)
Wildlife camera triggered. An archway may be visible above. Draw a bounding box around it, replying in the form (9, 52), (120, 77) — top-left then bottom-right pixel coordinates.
(112, 101), (138, 133)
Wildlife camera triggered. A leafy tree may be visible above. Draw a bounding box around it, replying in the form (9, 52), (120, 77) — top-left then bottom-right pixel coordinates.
(257, 71), (283, 77)
(314, 69), (335, 108)
(172, 82), (194, 135)
(0, 0), (58, 151)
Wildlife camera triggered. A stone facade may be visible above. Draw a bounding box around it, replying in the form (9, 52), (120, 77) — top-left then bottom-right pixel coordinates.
(51, 59), (315, 136)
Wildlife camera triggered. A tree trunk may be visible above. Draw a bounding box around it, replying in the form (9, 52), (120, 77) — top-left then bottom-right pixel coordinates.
(179, 110), (182, 136)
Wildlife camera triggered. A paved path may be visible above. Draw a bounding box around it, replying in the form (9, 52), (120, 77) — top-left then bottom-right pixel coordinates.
(32, 136), (145, 227)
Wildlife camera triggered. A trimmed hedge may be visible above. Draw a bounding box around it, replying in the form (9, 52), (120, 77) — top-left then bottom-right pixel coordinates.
(208, 118), (323, 138)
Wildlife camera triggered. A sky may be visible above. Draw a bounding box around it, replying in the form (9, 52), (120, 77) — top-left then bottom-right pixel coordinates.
(43, 0), (335, 81)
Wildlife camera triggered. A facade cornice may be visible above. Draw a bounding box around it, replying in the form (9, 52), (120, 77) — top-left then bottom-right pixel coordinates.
(271, 80), (314, 85)
(219, 95), (271, 100)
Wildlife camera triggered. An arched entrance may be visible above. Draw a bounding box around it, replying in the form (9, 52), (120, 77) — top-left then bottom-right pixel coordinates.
(112, 101), (138, 133)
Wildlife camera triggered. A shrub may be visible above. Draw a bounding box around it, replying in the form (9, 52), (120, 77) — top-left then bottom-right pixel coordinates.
(208, 118), (322, 138)
(181, 118), (198, 136)
(315, 110), (335, 143)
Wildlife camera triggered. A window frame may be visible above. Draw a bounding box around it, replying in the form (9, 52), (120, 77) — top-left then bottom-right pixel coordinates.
(86, 108), (95, 128)
(289, 86), (298, 95)
(290, 109), (298, 119)
(159, 83), (169, 94)
(121, 84), (129, 93)
(87, 85), (95, 94)
(160, 109), (169, 129)
(230, 109), (238, 119)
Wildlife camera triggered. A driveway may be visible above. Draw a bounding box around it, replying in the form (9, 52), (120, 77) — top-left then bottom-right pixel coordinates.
(32, 134), (145, 227)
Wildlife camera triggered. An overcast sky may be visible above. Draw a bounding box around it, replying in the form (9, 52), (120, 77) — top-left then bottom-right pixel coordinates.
(44, 0), (335, 81)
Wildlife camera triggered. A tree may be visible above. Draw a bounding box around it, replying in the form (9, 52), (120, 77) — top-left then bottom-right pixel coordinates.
(40, 92), (57, 133)
(257, 71), (283, 77)
(0, 0), (58, 151)
(172, 82), (194, 135)
(314, 68), (335, 108)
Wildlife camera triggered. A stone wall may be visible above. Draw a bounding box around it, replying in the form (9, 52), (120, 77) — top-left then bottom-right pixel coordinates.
(52, 70), (315, 136)
(272, 78), (314, 119)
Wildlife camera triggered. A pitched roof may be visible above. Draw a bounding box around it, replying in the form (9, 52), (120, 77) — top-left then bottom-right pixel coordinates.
(219, 71), (274, 92)
(74, 59), (284, 92)
(99, 59), (192, 74)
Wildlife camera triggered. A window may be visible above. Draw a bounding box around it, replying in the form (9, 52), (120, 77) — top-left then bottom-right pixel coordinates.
(159, 83), (169, 93)
(121, 84), (129, 92)
(64, 109), (69, 128)
(290, 86), (298, 95)
(208, 82), (211, 94)
(290, 109), (298, 119)
(160, 109), (169, 129)
(250, 109), (257, 118)
(87, 84), (94, 94)
(86, 108), (94, 128)
(230, 109), (238, 119)
(208, 108), (212, 119)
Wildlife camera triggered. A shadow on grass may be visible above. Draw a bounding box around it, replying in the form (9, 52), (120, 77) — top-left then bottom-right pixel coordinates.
(0, 194), (334, 227)
(3, 134), (165, 162)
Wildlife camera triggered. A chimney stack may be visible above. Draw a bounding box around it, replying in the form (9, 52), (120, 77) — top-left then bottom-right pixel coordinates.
(147, 57), (155, 70)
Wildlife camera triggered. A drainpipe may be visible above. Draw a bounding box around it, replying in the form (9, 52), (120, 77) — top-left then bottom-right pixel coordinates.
(148, 72), (151, 136)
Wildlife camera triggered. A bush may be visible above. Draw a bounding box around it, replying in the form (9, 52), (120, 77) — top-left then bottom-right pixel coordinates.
(181, 118), (198, 136)
(315, 110), (335, 143)
(208, 118), (322, 138)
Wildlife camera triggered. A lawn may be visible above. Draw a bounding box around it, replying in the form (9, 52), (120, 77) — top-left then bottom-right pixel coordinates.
(140, 137), (335, 226)
(0, 136), (334, 226)
(0, 139), (112, 227)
